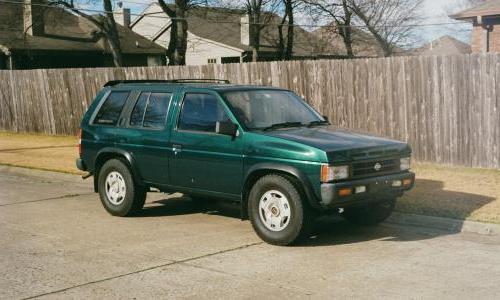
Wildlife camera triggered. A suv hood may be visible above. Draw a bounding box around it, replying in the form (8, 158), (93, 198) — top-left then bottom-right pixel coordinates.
(261, 126), (410, 162)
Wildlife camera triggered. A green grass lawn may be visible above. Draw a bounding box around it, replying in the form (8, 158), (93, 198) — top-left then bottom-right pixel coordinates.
(1, 131), (499, 224)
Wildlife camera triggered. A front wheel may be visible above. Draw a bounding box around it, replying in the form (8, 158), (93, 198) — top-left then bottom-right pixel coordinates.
(248, 174), (313, 246)
(342, 198), (396, 226)
(98, 159), (147, 217)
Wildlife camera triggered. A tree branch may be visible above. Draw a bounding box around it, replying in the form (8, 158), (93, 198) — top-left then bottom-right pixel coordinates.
(48, 0), (104, 31)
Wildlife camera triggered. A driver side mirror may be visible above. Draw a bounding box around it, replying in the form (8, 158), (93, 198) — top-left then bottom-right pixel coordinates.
(216, 121), (238, 137)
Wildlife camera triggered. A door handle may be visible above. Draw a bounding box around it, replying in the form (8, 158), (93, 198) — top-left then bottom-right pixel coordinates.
(172, 144), (182, 155)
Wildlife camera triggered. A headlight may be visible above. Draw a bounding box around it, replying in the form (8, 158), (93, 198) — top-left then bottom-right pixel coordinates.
(400, 157), (411, 170)
(321, 165), (349, 182)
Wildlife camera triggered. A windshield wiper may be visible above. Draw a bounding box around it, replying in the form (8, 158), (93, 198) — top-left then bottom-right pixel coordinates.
(307, 120), (330, 127)
(262, 122), (304, 131)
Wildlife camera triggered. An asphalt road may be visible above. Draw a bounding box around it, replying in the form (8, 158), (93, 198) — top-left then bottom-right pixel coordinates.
(1, 166), (500, 299)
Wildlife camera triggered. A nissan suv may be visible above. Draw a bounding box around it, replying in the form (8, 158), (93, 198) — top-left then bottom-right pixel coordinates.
(77, 79), (415, 246)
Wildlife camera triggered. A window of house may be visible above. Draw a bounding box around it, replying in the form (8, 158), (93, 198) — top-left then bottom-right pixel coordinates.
(94, 91), (130, 125)
(130, 92), (172, 129)
(221, 56), (240, 64)
(178, 93), (229, 133)
(207, 58), (217, 64)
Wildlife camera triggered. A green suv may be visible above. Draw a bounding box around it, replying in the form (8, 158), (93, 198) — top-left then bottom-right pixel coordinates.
(77, 79), (414, 245)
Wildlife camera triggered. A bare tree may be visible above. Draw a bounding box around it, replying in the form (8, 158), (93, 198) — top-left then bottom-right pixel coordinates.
(240, 0), (281, 62)
(347, 0), (423, 57)
(158, 0), (188, 65)
(303, 0), (355, 58)
(303, 0), (423, 57)
(277, 0), (298, 60)
(246, 0), (264, 62)
(157, 0), (213, 65)
(50, 0), (124, 66)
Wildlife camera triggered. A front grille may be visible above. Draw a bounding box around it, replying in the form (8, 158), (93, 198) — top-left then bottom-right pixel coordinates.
(352, 158), (399, 177)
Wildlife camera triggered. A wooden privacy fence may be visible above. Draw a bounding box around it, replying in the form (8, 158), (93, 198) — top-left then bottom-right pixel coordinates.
(0, 54), (499, 169)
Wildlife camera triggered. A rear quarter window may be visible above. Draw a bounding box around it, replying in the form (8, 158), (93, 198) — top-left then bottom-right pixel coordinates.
(129, 92), (172, 129)
(94, 91), (130, 125)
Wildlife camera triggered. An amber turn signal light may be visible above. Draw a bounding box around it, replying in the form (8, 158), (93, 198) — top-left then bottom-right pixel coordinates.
(338, 188), (352, 197)
(403, 178), (412, 186)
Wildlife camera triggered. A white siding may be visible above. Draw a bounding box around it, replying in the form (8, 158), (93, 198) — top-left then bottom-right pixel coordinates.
(127, 4), (243, 65)
(186, 33), (242, 65)
(130, 4), (171, 48)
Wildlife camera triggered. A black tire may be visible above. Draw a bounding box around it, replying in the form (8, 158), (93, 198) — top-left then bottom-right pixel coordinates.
(342, 198), (396, 226)
(248, 174), (314, 246)
(98, 159), (147, 217)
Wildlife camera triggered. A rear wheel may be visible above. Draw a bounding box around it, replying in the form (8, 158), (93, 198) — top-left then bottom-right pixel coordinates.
(98, 159), (147, 217)
(248, 174), (314, 246)
(342, 198), (396, 226)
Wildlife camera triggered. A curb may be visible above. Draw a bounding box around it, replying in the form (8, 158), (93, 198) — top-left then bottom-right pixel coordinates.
(0, 165), (88, 184)
(387, 212), (500, 236)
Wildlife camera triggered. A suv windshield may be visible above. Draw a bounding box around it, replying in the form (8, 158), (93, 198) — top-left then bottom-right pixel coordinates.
(222, 90), (326, 130)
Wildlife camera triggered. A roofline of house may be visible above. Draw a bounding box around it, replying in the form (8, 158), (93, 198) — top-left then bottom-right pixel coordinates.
(450, 9), (500, 20)
(188, 32), (245, 53)
(0, 44), (165, 55)
(132, 3), (246, 53)
(130, 2), (157, 28)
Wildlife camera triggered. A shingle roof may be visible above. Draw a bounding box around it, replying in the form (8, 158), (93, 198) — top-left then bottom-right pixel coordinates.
(0, 4), (165, 54)
(450, 0), (500, 19)
(410, 35), (471, 56)
(311, 24), (385, 57)
(132, 4), (332, 57)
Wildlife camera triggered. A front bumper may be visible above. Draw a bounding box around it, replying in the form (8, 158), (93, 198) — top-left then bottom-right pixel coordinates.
(320, 172), (415, 208)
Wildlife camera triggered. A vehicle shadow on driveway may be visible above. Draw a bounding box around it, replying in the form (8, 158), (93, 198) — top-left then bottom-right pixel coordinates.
(134, 178), (495, 247)
(135, 195), (242, 218)
(397, 178), (495, 221)
(302, 178), (495, 247)
(298, 216), (450, 247)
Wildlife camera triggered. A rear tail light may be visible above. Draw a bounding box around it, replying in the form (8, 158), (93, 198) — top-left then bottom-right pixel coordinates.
(78, 129), (82, 157)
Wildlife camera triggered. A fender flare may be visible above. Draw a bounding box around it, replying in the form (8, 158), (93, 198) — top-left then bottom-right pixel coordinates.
(241, 162), (322, 217)
(93, 148), (144, 192)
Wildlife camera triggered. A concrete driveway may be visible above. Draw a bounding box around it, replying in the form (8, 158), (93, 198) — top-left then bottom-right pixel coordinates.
(1, 166), (500, 299)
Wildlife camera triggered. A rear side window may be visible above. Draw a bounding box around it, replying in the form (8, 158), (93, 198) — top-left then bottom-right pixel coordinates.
(129, 92), (172, 129)
(178, 93), (229, 132)
(94, 91), (129, 125)
(130, 93), (148, 126)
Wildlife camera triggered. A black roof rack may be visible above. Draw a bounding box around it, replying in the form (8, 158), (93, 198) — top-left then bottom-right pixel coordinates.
(103, 79), (230, 87)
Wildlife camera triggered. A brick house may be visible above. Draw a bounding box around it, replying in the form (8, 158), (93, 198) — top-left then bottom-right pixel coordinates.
(451, 0), (500, 53)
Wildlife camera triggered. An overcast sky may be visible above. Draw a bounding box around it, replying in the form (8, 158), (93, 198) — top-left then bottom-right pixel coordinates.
(419, 0), (472, 44)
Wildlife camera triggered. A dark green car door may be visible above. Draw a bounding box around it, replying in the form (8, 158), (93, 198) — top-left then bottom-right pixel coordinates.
(115, 90), (174, 184)
(168, 90), (244, 197)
